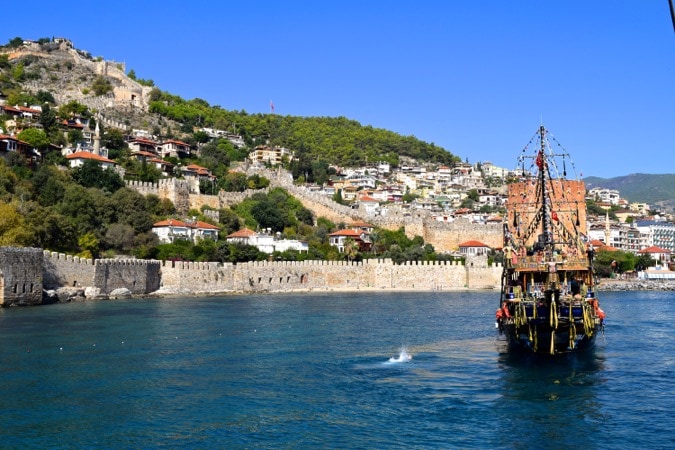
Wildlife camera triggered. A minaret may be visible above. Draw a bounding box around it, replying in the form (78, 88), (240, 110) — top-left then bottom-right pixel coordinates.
(93, 121), (101, 156)
(604, 210), (611, 246)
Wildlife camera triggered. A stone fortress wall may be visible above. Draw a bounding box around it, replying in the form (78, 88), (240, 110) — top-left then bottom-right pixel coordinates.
(125, 168), (502, 252)
(41, 251), (162, 297)
(0, 247), (44, 306)
(0, 247), (501, 306)
(157, 256), (500, 295)
(8, 39), (152, 112)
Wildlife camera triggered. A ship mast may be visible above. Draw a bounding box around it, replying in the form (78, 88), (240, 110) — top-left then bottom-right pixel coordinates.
(538, 125), (554, 250)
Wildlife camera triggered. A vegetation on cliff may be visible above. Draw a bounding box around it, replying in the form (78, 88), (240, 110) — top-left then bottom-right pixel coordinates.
(0, 36), (468, 263)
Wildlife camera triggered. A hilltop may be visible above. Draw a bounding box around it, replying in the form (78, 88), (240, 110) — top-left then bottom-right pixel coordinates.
(0, 37), (460, 169)
(584, 173), (675, 211)
(1, 36), (486, 264)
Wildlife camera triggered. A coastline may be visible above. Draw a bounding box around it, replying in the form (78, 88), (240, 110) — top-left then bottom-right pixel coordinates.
(148, 279), (675, 298)
(595, 279), (675, 291)
(146, 284), (482, 298)
(55, 279), (675, 303)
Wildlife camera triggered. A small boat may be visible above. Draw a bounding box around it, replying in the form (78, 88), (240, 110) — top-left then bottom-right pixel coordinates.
(496, 125), (605, 355)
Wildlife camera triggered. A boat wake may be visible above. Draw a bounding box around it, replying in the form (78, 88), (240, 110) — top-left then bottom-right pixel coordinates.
(384, 347), (413, 365)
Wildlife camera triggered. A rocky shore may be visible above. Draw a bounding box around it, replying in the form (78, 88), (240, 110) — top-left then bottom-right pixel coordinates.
(596, 279), (675, 291)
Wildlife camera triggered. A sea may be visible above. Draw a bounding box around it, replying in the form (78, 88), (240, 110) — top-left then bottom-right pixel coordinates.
(0, 290), (673, 449)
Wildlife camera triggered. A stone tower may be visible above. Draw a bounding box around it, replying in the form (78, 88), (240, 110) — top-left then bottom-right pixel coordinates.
(93, 121), (101, 155)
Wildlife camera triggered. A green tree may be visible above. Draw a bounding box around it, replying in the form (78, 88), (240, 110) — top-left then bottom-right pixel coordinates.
(102, 128), (127, 151)
(222, 172), (248, 192)
(67, 129), (84, 145)
(296, 207), (314, 226)
(251, 196), (292, 232)
(103, 223), (136, 253)
(78, 232), (100, 259)
(36, 90), (56, 104)
(635, 254), (655, 271)
(91, 75), (113, 96)
(145, 195), (175, 217)
(59, 101), (89, 117)
(193, 131), (210, 143)
(12, 62), (25, 81)
(110, 187), (154, 233)
(57, 184), (107, 235)
(7, 37), (23, 48)
(26, 207), (78, 252)
(31, 165), (67, 206)
(38, 103), (58, 133)
(344, 237), (359, 262)
(72, 160), (124, 192)
(0, 203), (34, 246)
(219, 208), (242, 235)
(0, 161), (20, 199)
(17, 128), (50, 150)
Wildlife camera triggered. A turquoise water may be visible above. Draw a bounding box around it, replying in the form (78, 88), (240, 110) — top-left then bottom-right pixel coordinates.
(0, 291), (673, 448)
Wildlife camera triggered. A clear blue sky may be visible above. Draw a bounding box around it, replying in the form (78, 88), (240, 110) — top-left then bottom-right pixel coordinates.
(3, 1), (674, 178)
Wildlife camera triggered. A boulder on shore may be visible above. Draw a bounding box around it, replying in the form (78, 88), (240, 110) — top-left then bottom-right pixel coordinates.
(109, 288), (132, 299)
(54, 287), (86, 302)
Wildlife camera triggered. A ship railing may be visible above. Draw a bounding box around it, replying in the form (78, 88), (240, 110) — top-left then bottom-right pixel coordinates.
(506, 255), (589, 270)
(501, 295), (599, 324)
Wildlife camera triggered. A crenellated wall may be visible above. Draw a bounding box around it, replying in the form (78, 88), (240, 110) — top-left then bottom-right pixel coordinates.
(42, 251), (161, 296)
(42, 251), (96, 289)
(0, 247), (501, 305)
(93, 258), (162, 295)
(156, 257), (501, 294)
(125, 164), (504, 252)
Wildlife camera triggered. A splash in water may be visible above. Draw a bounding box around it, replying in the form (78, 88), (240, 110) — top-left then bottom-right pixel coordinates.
(385, 347), (413, 364)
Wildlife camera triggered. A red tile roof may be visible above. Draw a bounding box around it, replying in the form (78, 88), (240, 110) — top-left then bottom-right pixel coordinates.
(639, 246), (672, 254)
(66, 151), (116, 164)
(329, 229), (363, 237)
(153, 219), (189, 228)
(350, 220), (374, 228)
(194, 221), (219, 230)
(61, 119), (84, 129)
(131, 150), (157, 158)
(0, 134), (29, 145)
(129, 137), (158, 145)
(459, 240), (489, 248)
(161, 139), (190, 146)
(226, 228), (256, 238)
(153, 219), (220, 230)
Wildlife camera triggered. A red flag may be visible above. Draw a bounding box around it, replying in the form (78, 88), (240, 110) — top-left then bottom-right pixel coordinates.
(535, 151), (543, 169)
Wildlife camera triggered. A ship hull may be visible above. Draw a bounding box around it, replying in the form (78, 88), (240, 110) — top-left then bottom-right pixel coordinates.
(499, 322), (599, 355)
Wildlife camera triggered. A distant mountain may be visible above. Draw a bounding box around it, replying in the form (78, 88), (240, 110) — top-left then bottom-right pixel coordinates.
(584, 173), (675, 211)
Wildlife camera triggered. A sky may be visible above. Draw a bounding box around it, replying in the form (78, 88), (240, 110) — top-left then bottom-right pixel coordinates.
(3, 1), (675, 178)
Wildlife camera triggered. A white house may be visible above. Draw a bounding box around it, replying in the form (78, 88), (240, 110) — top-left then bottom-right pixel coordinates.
(248, 145), (293, 166)
(65, 151), (116, 169)
(358, 194), (380, 215)
(225, 228), (308, 254)
(458, 240), (491, 256)
(328, 229), (370, 253)
(158, 139), (191, 158)
(152, 219), (220, 244)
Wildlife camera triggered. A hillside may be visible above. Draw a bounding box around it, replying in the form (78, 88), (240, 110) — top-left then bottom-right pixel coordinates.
(584, 173), (675, 210)
(0, 36), (470, 263)
(0, 37), (460, 169)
